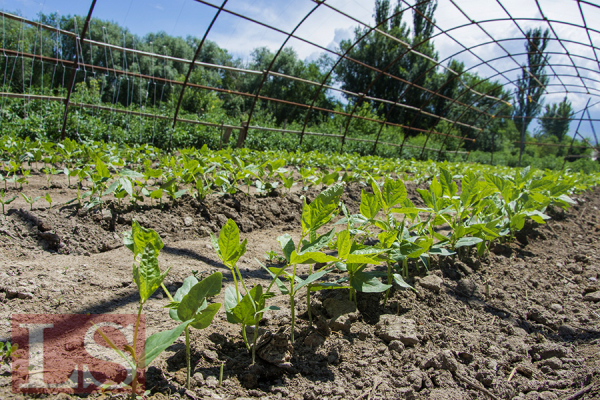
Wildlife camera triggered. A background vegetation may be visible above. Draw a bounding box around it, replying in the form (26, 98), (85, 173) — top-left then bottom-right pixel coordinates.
(0, 0), (597, 171)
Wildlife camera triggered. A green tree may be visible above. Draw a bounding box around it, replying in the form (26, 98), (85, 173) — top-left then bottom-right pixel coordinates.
(242, 47), (335, 124)
(513, 28), (550, 164)
(336, 0), (460, 133)
(540, 96), (573, 142)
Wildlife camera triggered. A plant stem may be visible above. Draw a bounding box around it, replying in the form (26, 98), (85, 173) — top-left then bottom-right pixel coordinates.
(160, 283), (174, 302)
(306, 265), (313, 326)
(306, 286), (312, 326)
(185, 325), (191, 390)
(241, 324), (250, 351)
(251, 322), (259, 364)
(289, 260), (298, 343)
(290, 295), (296, 343)
(384, 261), (392, 305)
(130, 302), (144, 400)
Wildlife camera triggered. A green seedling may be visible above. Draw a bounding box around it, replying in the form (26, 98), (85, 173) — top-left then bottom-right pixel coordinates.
(0, 341), (18, 366)
(53, 295), (63, 308)
(264, 250), (286, 264)
(97, 220), (189, 400)
(45, 193), (52, 208)
(0, 190), (17, 214)
(166, 272), (222, 390)
(210, 220), (252, 350)
(63, 167), (79, 187)
(278, 172), (295, 194)
(20, 193), (41, 211)
(160, 178), (187, 205)
(260, 184), (345, 342)
(211, 219), (279, 363)
(42, 166), (57, 188)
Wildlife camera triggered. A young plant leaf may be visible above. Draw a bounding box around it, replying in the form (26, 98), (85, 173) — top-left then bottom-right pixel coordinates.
(218, 219), (241, 263)
(301, 183), (344, 232)
(277, 234), (295, 263)
(337, 230), (352, 259)
(360, 190), (381, 220)
(290, 251), (339, 265)
(300, 228), (335, 254)
(381, 179), (407, 209)
(144, 321), (190, 367)
(133, 245), (171, 304)
(177, 272), (223, 322)
(124, 220), (164, 258)
(392, 273), (415, 291)
(169, 276), (199, 322)
(454, 236), (484, 248)
(351, 271), (391, 293)
(189, 303), (221, 329)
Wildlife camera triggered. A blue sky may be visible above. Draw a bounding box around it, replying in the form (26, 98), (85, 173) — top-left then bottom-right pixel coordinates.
(1, 0), (599, 143)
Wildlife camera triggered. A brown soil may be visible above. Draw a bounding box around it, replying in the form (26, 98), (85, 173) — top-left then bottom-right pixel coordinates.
(1, 171), (599, 400)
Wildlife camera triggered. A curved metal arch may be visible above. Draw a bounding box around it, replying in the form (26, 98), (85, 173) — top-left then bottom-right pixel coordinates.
(409, 30), (600, 105)
(380, 40), (600, 158)
(318, 1), (505, 105)
(413, 72), (517, 160)
(444, 0), (558, 94)
(60, 0), (97, 140)
(338, 19), (534, 155)
(298, 0), (431, 147)
(451, 91), (600, 159)
(336, 30), (485, 154)
(418, 81), (511, 160)
(417, 14), (600, 87)
(444, 58), (600, 97)
(576, 0), (600, 71)
(372, 43), (600, 153)
(317, 2), (536, 155)
(442, 36), (600, 63)
(450, 16), (600, 38)
(192, 0), (491, 136)
(170, 0), (228, 151)
(241, 1), (324, 147)
(455, 51), (600, 84)
(534, 0), (589, 91)
(438, 105), (507, 162)
(334, 1), (600, 157)
(434, 89), (514, 161)
(492, 0), (569, 92)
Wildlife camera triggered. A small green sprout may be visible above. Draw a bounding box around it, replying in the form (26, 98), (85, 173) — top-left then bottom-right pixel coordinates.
(20, 193), (41, 211)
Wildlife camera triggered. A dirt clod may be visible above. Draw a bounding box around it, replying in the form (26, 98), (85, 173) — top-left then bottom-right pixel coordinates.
(375, 315), (419, 345)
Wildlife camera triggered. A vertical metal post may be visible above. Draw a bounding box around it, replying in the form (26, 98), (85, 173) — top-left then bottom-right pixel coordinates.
(562, 98), (590, 169)
(60, 0), (97, 140)
(518, 115), (526, 167)
(490, 131), (495, 165)
(587, 109), (598, 147)
(235, 121), (248, 148)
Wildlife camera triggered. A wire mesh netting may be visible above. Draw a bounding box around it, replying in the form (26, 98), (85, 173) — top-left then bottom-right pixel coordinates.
(0, 0), (598, 165)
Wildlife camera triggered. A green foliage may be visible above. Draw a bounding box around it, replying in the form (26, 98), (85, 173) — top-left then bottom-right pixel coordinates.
(513, 27), (551, 135)
(167, 272), (222, 389)
(96, 221), (182, 399)
(540, 97), (574, 142)
(0, 190), (17, 214)
(0, 341), (18, 365)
